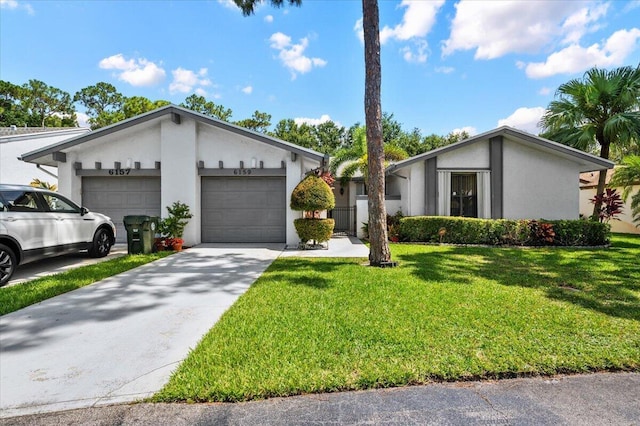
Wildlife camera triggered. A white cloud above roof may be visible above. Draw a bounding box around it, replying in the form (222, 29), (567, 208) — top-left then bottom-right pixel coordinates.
(442, 1), (602, 59)
(452, 126), (477, 136)
(269, 32), (327, 79)
(294, 114), (332, 126)
(242, 85), (253, 94)
(497, 107), (546, 134)
(523, 28), (640, 78)
(0, 0), (33, 14)
(169, 67), (212, 94)
(380, 0), (444, 44)
(99, 54), (166, 87)
(264, 14), (273, 23)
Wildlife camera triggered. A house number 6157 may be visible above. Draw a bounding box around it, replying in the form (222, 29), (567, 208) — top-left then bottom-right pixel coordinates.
(233, 169), (252, 175)
(108, 168), (131, 175)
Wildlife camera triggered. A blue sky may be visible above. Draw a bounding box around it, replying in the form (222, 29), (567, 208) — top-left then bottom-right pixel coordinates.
(1, 0), (639, 136)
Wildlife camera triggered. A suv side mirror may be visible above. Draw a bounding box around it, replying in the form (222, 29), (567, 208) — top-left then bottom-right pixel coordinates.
(80, 207), (90, 216)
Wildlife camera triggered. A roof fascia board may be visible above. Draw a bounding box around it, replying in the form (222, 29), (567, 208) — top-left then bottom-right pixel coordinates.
(0, 128), (90, 144)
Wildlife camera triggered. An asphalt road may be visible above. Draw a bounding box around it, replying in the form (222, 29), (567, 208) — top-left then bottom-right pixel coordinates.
(1, 372), (638, 425)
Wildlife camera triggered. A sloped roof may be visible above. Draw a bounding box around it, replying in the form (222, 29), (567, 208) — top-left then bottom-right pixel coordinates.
(386, 126), (614, 174)
(0, 127), (90, 142)
(19, 105), (328, 164)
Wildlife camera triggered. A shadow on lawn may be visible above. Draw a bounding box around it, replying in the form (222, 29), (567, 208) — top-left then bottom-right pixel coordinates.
(257, 258), (344, 289)
(396, 240), (640, 322)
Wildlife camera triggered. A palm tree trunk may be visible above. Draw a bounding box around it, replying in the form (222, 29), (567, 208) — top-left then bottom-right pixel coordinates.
(592, 138), (610, 219)
(362, 0), (390, 265)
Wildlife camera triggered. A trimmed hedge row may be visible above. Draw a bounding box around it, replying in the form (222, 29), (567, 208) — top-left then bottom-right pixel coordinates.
(399, 216), (610, 246)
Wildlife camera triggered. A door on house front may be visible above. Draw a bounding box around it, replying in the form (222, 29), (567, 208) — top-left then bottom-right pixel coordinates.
(450, 173), (478, 217)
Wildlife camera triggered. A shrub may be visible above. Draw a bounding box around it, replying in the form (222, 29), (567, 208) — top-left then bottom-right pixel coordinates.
(399, 216), (610, 247)
(294, 218), (335, 244)
(290, 175), (335, 213)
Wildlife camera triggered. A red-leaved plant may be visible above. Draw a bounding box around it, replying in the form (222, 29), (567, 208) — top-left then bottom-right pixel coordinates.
(591, 188), (624, 223)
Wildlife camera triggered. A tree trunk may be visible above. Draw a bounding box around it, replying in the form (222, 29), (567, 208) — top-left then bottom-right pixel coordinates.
(591, 136), (610, 219)
(362, 0), (390, 265)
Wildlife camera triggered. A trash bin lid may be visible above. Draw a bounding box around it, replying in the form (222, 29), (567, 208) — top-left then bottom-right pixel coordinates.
(123, 215), (151, 225)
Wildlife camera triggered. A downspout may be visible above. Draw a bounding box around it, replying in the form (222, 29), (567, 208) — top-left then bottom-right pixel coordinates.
(36, 164), (58, 179)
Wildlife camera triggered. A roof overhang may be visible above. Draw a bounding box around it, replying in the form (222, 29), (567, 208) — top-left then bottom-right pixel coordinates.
(20, 105), (328, 166)
(387, 126), (614, 174)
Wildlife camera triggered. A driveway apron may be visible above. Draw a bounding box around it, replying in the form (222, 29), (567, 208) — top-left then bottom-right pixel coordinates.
(0, 244), (283, 418)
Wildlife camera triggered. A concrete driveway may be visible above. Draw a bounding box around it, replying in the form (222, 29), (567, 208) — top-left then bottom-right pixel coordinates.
(0, 244), (283, 418)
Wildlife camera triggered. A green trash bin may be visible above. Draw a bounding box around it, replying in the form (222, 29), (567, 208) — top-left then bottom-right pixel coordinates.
(123, 215), (159, 254)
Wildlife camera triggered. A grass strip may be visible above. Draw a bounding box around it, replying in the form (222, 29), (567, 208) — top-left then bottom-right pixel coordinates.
(155, 234), (640, 402)
(0, 251), (173, 315)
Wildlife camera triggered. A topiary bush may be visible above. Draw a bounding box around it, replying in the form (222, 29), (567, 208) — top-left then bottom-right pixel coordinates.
(399, 216), (610, 247)
(290, 173), (336, 244)
(294, 218), (335, 244)
(290, 174), (335, 214)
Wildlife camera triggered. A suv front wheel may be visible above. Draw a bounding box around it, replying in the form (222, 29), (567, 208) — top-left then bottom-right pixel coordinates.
(88, 229), (112, 258)
(0, 243), (17, 286)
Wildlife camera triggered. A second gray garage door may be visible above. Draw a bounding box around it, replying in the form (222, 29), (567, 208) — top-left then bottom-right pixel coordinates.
(202, 177), (286, 243)
(82, 177), (161, 243)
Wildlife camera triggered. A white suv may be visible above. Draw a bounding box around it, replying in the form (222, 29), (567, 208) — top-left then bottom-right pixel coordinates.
(0, 184), (116, 286)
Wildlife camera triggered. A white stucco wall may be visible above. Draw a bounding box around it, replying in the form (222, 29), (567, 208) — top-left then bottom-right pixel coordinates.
(0, 129), (89, 185)
(502, 138), (581, 220)
(355, 197), (403, 239)
(437, 140), (489, 169)
(580, 185), (640, 234)
(53, 115), (320, 246)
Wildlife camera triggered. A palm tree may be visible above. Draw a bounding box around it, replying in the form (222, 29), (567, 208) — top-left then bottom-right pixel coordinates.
(235, 0), (392, 265)
(610, 155), (640, 226)
(330, 125), (407, 186)
(540, 65), (640, 218)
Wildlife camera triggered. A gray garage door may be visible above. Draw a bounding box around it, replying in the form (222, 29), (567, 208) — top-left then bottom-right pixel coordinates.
(202, 177), (286, 243)
(82, 177), (161, 243)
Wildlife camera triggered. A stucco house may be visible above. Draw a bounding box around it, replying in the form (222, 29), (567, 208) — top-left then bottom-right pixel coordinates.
(19, 105), (327, 245)
(579, 168), (639, 234)
(338, 127), (613, 238)
(0, 127), (90, 185)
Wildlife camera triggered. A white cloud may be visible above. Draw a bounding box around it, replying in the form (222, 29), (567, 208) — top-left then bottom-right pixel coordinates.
(452, 126), (477, 136)
(99, 54), (166, 87)
(294, 114), (332, 126)
(269, 32), (327, 79)
(195, 88), (208, 96)
(0, 0), (33, 14)
(242, 85), (253, 94)
(264, 14), (273, 23)
(497, 107), (546, 134)
(538, 87), (551, 95)
(75, 112), (90, 128)
(435, 66), (455, 74)
(442, 1), (605, 59)
(169, 67), (212, 94)
(217, 0), (238, 10)
(524, 28), (640, 78)
(401, 40), (429, 63)
(354, 18), (364, 43)
(380, 0), (444, 44)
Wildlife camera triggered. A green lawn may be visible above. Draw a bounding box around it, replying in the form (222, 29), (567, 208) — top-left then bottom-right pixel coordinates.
(155, 234), (640, 403)
(0, 251), (173, 316)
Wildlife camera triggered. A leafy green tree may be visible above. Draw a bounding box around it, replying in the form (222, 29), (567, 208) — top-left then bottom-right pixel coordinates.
(272, 119), (317, 149)
(540, 65), (640, 218)
(235, 110), (271, 133)
(122, 96), (169, 119)
(312, 120), (347, 154)
(73, 82), (124, 129)
(21, 79), (76, 127)
(610, 155), (640, 226)
(181, 94), (233, 121)
(329, 125), (407, 186)
(0, 80), (30, 126)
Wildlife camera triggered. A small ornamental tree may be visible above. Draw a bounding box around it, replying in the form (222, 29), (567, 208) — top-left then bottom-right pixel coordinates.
(291, 173), (335, 245)
(590, 188), (624, 223)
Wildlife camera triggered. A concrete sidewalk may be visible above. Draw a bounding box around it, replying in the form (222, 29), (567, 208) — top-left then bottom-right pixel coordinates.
(2, 372), (638, 425)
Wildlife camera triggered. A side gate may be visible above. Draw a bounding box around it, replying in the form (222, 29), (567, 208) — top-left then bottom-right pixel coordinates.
(328, 206), (356, 235)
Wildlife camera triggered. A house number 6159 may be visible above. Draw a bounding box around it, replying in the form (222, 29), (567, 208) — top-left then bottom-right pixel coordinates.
(233, 169), (252, 175)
